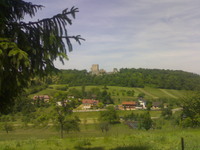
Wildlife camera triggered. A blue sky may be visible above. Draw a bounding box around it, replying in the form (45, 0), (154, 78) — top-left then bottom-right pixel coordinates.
(26, 0), (200, 74)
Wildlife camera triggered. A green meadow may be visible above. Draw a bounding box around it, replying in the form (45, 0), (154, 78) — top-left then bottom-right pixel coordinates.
(0, 108), (199, 150)
(0, 124), (199, 150)
(29, 85), (192, 103)
(1, 85), (198, 150)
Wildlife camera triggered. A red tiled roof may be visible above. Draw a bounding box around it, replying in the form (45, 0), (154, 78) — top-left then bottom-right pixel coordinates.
(122, 101), (137, 105)
(82, 99), (99, 104)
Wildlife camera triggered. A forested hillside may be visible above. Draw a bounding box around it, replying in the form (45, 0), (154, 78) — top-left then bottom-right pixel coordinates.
(47, 68), (200, 91)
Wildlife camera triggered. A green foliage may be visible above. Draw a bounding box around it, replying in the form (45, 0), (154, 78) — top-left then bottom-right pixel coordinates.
(98, 90), (114, 104)
(55, 85), (68, 91)
(123, 111), (153, 130)
(126, 90), (135, 96)
(181, 93), (200, 128)
(68, 88), (82, 98)
(146, 101), (152, 111)
(53, 69), (200, 91)
(161, 107), (172, 119)
(99, 106), (120, 124)
(97, 102), (104, 109)
(32, 109), (50, 127)
(0, 114), (14, 134)
(1, 122), (14, 134)
(123, 112), (139, 121)
(99, 121), (110, 133)
(0, 0), (83, 114)
(0, 38), (30, 114)
(52, 92), (80, 138)
(74, 138), (92, 149)
(62, 116), (80, 133)
(138, 112), (153, 130)
(14, 96), (35, 114)
(0, 128), (200, 149)
(138, 92), (145, 98)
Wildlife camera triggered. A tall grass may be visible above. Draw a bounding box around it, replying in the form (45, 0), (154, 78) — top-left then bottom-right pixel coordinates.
(0, 124), (199, 150)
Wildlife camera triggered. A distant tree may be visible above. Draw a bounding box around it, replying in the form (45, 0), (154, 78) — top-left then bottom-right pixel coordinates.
(68, 88), (82, 98)
(138, 93), (145, 98)
(62, 116), (80, 133)
(161, 107), (172, 119)
(13, 96), (36, 127)
(99, 121), (110, 133)
(32, 108), (50, 127)
(127, 90), (135, 96)
(139, 112), (152, 130)
(52, 68), (200, 91)
(13, 96), (35, 114)
(81, 85), (86, 97)
(97, 102), (104, 109)
(0, 0), (84, 114)
(99, 106), (120, 124)
(124, 112), (139, 121)
(146, 101), (152, 111)
(181, 93), (200, 128)
(2, 122), (14, 134)
(99, 90), (113, 104)
(102, 85), (109, 90)
(52, 92), (80, 138)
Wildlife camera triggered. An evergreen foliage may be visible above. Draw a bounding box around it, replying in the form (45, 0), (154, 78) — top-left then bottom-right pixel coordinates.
(0, 0), (83, 114)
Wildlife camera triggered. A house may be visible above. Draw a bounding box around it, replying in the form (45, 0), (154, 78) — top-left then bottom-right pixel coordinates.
(56, 100), (71, 106)
(122, 101), (137, 110)
(137, 98), (147, 109)
(33, 95), (50, 103)
(82, 99), (99, 109)
(152, 102), (162, 109)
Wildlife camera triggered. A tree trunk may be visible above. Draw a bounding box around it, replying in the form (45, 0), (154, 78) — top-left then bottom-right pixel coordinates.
(60, 123), (63, 138)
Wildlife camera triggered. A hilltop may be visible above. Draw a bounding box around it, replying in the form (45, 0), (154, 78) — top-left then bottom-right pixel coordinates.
(46, 68), (200, 91)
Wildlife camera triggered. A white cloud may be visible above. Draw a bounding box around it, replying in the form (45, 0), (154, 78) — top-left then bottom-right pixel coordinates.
(25, 0), (200, 74)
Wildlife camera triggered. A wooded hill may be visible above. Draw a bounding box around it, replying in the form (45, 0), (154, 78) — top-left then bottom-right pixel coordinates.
(47, 68), (200, 91)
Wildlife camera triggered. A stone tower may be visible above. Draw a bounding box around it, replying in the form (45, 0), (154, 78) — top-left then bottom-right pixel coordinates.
(91, 64), (99, 75)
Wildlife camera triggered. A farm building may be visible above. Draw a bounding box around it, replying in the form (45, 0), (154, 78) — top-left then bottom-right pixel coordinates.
(33, 95), (50, 103)
(121, 101), (137, 110)
(82, 99), (99, 109)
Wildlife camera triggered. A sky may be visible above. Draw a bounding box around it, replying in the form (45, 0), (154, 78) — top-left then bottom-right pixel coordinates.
(25, 0), (200, 74)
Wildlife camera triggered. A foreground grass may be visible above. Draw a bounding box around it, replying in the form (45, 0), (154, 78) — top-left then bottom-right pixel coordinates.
(0, 124), (199, 150)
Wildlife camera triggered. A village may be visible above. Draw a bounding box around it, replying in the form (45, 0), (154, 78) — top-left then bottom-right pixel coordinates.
(32, 95), (163, 111)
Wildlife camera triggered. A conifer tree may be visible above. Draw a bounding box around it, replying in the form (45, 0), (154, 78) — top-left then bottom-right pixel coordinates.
(0, 0), (84, 114)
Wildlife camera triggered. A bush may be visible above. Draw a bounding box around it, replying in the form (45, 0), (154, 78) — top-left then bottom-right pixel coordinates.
(1, 122), (14, 133)
(56, 85), (68, 91)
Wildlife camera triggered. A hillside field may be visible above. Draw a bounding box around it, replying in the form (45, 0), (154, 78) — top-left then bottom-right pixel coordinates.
(29, 85), (193, 104)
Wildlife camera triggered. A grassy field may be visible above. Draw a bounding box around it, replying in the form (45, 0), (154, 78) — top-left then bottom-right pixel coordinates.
(73, 110), (161, 124)
(0, 107), (199, 150)
(0, 124), (199, 150)
(29, 85), (192, 103)
(11, 85), (198, 149)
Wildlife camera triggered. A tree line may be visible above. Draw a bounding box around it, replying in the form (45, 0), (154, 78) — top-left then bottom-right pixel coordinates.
(47, 68), (200, 91)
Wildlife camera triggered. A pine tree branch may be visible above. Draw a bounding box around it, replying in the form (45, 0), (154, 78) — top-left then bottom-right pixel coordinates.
(15, 7), (79, 27)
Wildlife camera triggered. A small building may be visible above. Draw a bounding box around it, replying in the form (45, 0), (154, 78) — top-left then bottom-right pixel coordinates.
(138, 98), (147, 109)
(152, 102), (162, 109)
(56, 100), (71, 106)
(122, 101), (137, 110)
(82, 99), (99, 109)
(33, 95), (50, 103)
